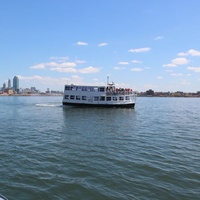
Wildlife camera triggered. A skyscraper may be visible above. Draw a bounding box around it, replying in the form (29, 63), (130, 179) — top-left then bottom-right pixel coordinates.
(3, 83), (6, 89)
(8, 79), (11, 88)
(13, 76), (19, 92)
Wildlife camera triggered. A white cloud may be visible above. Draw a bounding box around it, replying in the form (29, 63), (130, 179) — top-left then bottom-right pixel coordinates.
(129, 47), (151, 53)
(30, 61), (77, 72)
(154, 36), (164, 40)
(76, 41), (88, 46)
(19, 74), (100, 86)
(47, 57), (69, 64)
(187, 66), (200, 72)
(170, 73), (183, 76)
(30, 63), (46, 69)
(29, 59), (100, 74)
(163, 58), (190, 67)
(187, 49), (200, 56)
(17, 75), (88, 91)
(131, 68), (143, 72)
(76, 60), (86, 64)
(177, 52), (188, 57)
(19, 75), (63, 86)
(171, 58), (189, 65)
(118, 61), (129, 65)
(50, 67), (77, 73)
(30, 62), (76, 69)
(163, 63), (177, 67)
(131, 60), (142, 63)
(113, 66), (125, 70)
(18, 75), (43, 80)
(178, 49), (200, 57)
(78, 66), (100, 74)
(30, 57), (100, 74)
(47, 62), (76, 68)
(97, 42), (108, 47)
(157, 76), (163, 79)
(49, 56), (69, 61)
(181, 80), (191, 85)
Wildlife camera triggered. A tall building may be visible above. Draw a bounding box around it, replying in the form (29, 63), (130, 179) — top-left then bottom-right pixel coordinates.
(13, 76), (19, 92)
(8, 79), (11, 88)
(3, 83), (6, 90)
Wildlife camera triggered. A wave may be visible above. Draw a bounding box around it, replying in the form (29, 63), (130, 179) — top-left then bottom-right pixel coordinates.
(35, 103), (62, 107)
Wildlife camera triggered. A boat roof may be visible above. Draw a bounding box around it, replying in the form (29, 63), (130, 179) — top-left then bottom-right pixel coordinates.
(65, 84), (109, 87)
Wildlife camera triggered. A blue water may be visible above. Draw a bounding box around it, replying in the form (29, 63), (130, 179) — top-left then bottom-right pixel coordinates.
(0, 96), (200, 200)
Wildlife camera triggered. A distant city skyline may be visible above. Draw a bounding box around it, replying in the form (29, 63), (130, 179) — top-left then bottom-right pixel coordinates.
(1, 76), (62, 93)
(1, 1), (200, 92)
(1, 76), (19, 93)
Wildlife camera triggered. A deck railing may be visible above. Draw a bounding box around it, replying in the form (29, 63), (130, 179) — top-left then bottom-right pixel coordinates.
(106, 89), (134, 95)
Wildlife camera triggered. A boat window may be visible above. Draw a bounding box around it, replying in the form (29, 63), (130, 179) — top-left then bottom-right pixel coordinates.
(94, 96), (99, 101)
(90, 87), (94, 92)
(70, 95), (75, 100)
(99, 87), (105, 92)
(76, 95), (81, 100)
(65, 95), (69, 99)
(82, 87), (87, 91)
(100, 96), (105, 101)
(77, 87), (82, 91)
(82, 96), (87, 100)
(65, 86), (71, 90)
(113, 96), (117, 101)
(106, 97), (111, 101)
(87, 87), (90, 91)
(119, 96), (124, 101)
(126, 96), (130, 100)
(94, 87), (98, 92)
(72, 87), (76, 91)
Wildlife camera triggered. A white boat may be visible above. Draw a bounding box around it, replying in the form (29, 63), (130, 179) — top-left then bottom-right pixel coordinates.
(0, 194), (8, 200)
(62, 80), (137, 108)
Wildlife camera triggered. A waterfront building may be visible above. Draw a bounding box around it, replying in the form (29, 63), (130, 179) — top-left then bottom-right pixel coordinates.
(46, 88), (50, 93)
(4, 88), (13, 95)
(146, 89), (154, 96)
(31, 87), (36, 93)
(13, 76), (19, 92)
(22, 88), (32, 93)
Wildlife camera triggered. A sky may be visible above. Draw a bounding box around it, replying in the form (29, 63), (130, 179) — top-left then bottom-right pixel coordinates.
(1, 0), (200, 92)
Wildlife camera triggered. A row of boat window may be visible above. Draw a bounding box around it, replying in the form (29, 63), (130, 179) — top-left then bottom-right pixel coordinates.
(64, 95), (131, 101)
(65, 86), (105, 92)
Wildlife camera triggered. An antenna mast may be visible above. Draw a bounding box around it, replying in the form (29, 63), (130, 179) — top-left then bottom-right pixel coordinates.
(107, 76), (109, 85)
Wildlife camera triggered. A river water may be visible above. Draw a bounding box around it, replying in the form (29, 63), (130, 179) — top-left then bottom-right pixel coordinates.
(0, 96), (200, 200)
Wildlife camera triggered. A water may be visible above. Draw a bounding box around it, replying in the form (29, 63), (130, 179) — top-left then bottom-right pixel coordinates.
(0, 96), (200, 200)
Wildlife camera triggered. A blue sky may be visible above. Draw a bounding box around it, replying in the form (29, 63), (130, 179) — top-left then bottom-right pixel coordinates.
(1, 0), (200, 92)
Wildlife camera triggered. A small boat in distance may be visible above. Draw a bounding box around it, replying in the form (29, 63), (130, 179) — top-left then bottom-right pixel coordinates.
(62, 79), (137, 108)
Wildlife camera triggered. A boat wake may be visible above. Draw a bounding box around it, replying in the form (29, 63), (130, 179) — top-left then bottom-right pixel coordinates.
(35, 103), (62, 107)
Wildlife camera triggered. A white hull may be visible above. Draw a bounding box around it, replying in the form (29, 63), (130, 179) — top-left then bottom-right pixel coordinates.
(62, 84), (136, 108)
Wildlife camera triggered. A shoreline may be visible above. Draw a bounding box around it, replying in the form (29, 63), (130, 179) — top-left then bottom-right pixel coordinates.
(0, 93), (63, 97)
(0, 94), (199, 98)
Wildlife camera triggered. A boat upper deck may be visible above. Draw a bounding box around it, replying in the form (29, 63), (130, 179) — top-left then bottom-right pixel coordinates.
(64, 84), (135, 95)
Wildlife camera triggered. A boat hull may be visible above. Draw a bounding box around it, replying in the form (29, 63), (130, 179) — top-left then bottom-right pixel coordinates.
(63, 102), (135, 108)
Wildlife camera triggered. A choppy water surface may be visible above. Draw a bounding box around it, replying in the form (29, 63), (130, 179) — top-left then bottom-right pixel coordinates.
(0, 96), (200, 200)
